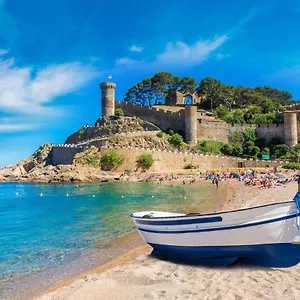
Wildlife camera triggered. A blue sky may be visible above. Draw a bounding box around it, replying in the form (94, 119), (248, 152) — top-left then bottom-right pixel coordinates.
(1, 0), (300, 166)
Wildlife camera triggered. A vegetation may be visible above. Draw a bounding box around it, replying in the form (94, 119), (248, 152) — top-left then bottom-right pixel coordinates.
(85, 154), (101, 166)
(169, 133), (184, 146)
(156, 131), (164, 138)
(101, 150), (123, 170)
(124, 72), (294, 124)
(114, 108), (124, 118)
(125, 72), (197, 106)
(282, 162), (300, 170)
(184, 163), (199, 169)
(198, 141), (225, 154)
(274, 144), (289, 158)
(137, 153), (155, 170)
(196, 129), (288, 160)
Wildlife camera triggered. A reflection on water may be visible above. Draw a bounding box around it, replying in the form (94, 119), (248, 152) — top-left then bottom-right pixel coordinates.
(0, 181), (224, 299)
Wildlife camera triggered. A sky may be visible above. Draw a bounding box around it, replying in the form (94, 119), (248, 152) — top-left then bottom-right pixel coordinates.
(1, 0), (300, 166)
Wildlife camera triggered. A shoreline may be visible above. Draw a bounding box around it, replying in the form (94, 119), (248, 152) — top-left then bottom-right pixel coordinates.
(24, 181), (233, 300)
(35, 179), (300, 300)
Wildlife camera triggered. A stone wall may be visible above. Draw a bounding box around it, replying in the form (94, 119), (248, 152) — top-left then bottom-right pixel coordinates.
(102, 147), (285, 173)
(115, 101), (292, 144)
(256, 124), (285, 142)
(51, 146), (84, 165)
(197, 120), (228, 143)
(116, 101), (185, 132)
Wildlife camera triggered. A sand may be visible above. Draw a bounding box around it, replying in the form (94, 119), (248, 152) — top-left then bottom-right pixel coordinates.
(37, 180), (300, 300)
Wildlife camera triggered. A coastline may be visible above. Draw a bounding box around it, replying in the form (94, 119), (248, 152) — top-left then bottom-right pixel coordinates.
(15, 180), (231, 300)
(35, 179), (300, 300)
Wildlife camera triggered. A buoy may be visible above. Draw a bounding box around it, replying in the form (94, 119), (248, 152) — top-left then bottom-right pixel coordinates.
(40, 193), (43, 197)
(121, 195), (124, 198)
(92, 195), (95, 197)
(15, 192), (19, 196)
(66, 193), (69, 197)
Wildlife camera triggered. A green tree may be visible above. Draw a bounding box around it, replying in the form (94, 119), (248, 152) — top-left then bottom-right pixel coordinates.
(244, 105), (262, 123)
(101, 150), (123, 170)
(115, 108), (124, 118)
(221, 144), (233, 156)
(214, 105), (229, 119)
(197, 77), (222, 110)
(169, 133), (184, 146)
(274, 144), (289, 158)
(137, 153), (154, 170)
(232, 143), (243, 156)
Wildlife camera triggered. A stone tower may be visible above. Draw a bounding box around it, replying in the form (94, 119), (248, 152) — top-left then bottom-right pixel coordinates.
(284, 112), (298, 147)
(100, 82), (116, 117)
(185, 106), (198, 144)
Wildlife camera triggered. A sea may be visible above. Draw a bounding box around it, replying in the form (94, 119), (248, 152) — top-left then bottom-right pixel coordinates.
(0, 181), (225, 299)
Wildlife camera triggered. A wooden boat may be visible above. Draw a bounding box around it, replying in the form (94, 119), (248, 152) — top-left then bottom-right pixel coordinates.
(130, 198), (300, 267)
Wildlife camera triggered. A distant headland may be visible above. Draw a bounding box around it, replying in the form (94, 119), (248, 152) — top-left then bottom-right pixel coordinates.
(1, 72), (300, 183)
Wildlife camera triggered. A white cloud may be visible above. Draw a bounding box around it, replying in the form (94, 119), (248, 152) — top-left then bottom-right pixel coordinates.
(0, 57), (98, 116)
(130, 45), (143, 53)
(155, 35), (228, 67)
(0, 123), (37, 132)
(0, 49), (9, 55)
(115, 35), (228, 71)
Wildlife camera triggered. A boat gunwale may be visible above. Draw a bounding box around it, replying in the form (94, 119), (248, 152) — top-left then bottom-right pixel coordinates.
(136, 213), (298, 234)
(130, 200), (295, 220)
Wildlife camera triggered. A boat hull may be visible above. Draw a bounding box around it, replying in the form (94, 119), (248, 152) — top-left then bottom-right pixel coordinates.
(131, 201), (300, 267)
(149, 242), (300, 267)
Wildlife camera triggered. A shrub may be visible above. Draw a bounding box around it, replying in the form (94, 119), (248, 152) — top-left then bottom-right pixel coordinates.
(115, 108), (124, 118)
(214, 105), (229, 119)
(220, 144), (233, 156)
(156, 131), (164, 138)
(274, 144), (289, 158)
(184, 163), (199, 169)
(168, 129), (175, 136)
(232, 143), (243, 157)
(137, 153), (154, 170)
(169, 133), (184, 146)
(282, 162), (300, 170)
(101, 150), (123, 170)
(86, 154), (101, 166)
(198, 140), (224, 154)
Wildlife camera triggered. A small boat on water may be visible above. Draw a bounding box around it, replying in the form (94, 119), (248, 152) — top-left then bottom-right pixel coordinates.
(130, 194), (300, 267)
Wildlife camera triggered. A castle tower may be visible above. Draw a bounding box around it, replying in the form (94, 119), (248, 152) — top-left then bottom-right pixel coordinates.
(284, 112), (298, 147)
(100, 82), (116, 117)
(185, 106), (197, 144)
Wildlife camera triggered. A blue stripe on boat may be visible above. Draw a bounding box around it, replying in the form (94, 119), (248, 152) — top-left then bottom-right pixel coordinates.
(138, 213), (297, 234)
(135, 216), (222, 226)
(149, 242), (300, 267)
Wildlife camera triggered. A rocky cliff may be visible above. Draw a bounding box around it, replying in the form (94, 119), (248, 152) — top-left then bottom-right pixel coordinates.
(65, 116), (159, 144)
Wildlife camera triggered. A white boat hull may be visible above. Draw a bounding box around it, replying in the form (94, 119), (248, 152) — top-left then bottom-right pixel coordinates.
(131, 201), (300, 267)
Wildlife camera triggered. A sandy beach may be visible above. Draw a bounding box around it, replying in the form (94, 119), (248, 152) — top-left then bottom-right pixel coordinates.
(35, 179), (300, 300)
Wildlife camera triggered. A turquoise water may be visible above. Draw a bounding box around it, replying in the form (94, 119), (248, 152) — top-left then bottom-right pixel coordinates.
(0, 182), (221, 299)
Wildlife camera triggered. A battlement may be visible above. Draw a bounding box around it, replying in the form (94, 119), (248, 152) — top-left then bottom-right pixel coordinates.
(100, 82), (116, 89)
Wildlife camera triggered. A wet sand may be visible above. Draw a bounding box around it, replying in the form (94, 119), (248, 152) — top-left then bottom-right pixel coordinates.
(36, 180), (300, 300)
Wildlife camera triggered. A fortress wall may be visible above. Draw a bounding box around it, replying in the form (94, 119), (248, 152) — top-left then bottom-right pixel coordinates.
(228, 124), (256, 137)
(297, 124), (300, 140)
(104, 148), (284, 173)
(197, 121), (229, 143)
(256, 124), (285, 142)
(51, 146), (84, 165)
(116, 102), (185, 131)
